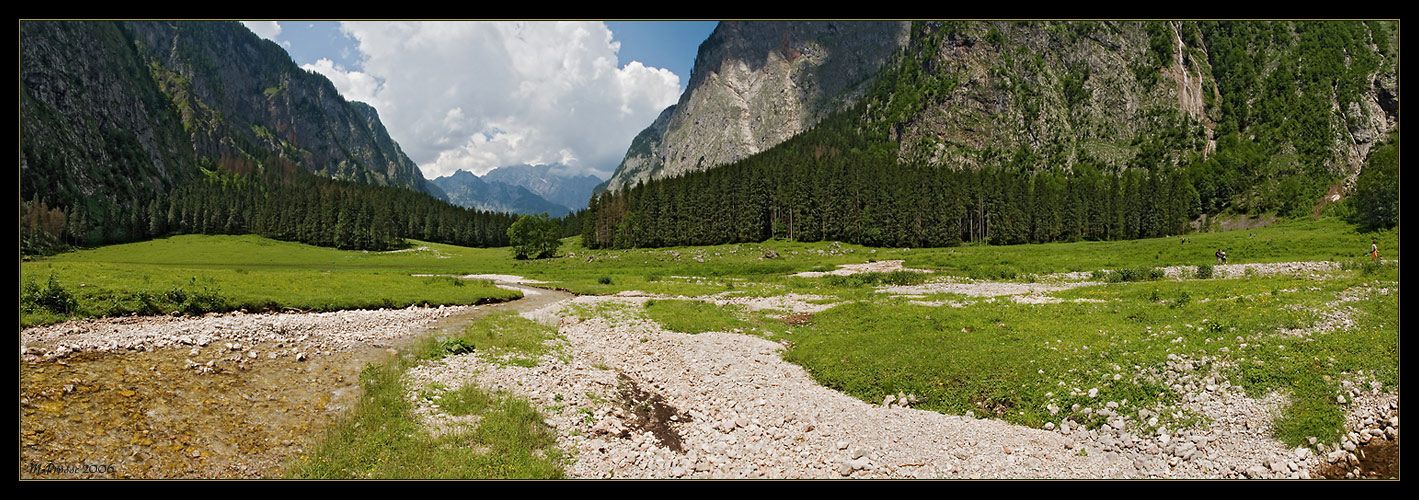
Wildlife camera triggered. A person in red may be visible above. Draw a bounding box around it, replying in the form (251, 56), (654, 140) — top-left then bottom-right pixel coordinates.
(1372, 240), (1380, 262)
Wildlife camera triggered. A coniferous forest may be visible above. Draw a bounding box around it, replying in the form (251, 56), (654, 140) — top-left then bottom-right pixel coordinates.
(21, 155), (519, 253)
(582, 106), (1200, 250)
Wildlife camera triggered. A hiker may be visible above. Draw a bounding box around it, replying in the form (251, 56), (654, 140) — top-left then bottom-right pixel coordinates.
(1372, 241), (1380, 262)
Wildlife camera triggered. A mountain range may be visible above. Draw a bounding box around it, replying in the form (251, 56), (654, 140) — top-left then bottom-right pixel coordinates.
(431, 164), (602, 217)
(20, 20), (1399, 255)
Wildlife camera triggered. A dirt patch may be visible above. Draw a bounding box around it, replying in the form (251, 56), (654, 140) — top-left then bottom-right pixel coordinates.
(1313, 184), (1344, 219)
(1315, 438), (1399, 479)
(615, 374), (692, 453)
(781, 313), (813, 326)
(1214, 213), (1278, 232)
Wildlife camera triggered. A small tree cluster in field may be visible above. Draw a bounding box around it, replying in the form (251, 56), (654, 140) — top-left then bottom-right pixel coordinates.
(508, 214), (562, 260)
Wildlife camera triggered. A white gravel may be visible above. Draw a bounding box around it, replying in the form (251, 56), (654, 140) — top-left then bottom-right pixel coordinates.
(20, 305), (474, 362)
(790, 260), (933, 278)
(400, 285), (1397, 479)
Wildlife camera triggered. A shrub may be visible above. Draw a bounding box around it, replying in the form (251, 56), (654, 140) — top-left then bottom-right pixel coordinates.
(597, 276), (613, 285)
(21, 274), (77, 315)
(1195, 264), (1214, 279)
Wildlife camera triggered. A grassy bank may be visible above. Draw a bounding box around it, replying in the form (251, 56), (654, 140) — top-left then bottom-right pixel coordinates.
(287, 313), (565, 479)
(20, 235), (521, 327)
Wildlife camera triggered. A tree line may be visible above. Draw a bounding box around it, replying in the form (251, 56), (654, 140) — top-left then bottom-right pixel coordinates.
(581, 111), (1200, 250)
(22, 155), (520, 253)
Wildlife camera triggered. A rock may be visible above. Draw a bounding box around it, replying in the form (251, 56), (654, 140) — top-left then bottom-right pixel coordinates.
(837, 461), (854, 476)
(837, 441), (849, 450)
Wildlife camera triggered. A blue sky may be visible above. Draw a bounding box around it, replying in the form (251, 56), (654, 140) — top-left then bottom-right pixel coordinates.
(242, 21), (719, 180)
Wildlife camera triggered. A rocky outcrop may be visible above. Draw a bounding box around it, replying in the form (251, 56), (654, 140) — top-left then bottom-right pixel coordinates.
(602, 21), (911, 192)
(604, 21), (1398, 196)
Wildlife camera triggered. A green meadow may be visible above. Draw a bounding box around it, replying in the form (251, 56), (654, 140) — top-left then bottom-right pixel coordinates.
(19, 217), (1400, 450)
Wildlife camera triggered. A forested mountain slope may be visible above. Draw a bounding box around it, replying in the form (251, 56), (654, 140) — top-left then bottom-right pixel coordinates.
(586, 21), (1399, 249)
(21, 21), (444, 252)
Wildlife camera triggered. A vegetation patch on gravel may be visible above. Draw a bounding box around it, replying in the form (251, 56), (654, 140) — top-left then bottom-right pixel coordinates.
(644, 299), (753, 335)
(780, 265), (1398, 448)
(287, 312), (565, 479)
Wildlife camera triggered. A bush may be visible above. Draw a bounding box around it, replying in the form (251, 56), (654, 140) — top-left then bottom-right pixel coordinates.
(21, 274), (77, 315)
(1104, 266), (1164, 283)
(1195, 264), (1214, 279)
(597, 276), (613, 285)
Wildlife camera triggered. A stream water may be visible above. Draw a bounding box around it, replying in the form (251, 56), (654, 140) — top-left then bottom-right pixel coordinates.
(19, 280), (571, 479)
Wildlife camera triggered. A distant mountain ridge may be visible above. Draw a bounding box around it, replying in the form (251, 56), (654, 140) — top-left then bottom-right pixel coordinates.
(481, 164), (601, 212)
(431, 165), (601, 217)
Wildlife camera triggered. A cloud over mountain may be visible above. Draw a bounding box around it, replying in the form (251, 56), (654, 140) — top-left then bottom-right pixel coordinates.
(303, 21), (682, 181)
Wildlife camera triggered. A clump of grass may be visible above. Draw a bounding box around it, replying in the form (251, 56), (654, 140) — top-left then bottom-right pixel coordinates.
(823, 270), (931, 288)
(1101, 266), (1165, 283)
(438, 385), (500, 416)
(1195, 264), (1214, 279)
(597, 276), (613, 285)
(644, 299), (750, 334)
(454, 312), (561, 367)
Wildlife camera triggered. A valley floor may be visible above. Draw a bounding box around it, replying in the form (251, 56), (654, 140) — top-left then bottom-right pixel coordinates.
(19, 257), (1399, 479)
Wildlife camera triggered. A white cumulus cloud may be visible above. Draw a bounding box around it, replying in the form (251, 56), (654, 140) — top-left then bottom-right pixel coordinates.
(308, 21), (680, 180)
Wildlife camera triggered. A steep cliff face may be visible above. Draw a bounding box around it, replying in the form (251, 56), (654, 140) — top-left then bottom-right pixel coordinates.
(895, 21), (1221, 170)
(895, 20), (1397, 180)
(119, 21), (438, 194)
(20, 21), (196, 208)
(20, 20), (442, 243)
(602, 21), (911, 192)
(604, 20), (1398, 205)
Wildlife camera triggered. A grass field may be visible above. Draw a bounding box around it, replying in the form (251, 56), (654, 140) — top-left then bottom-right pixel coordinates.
(20, 217), (1400, 453)
(22, 218), (1398, 327)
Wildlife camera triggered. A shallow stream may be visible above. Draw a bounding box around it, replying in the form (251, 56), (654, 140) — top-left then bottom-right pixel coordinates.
(19, 280), (571, 479)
